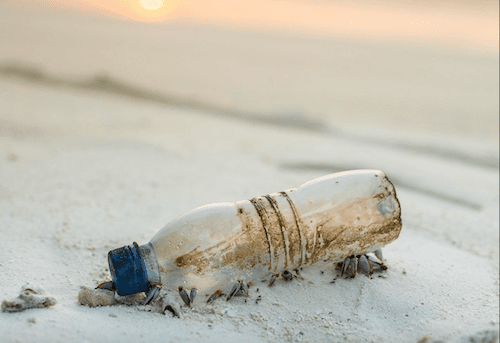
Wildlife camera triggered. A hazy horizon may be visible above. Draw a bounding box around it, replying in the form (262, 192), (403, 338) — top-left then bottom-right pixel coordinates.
(2, 0), (498, 55)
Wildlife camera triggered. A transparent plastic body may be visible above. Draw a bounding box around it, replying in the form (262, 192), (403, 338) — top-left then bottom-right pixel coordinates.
(149, 170), (401, 296)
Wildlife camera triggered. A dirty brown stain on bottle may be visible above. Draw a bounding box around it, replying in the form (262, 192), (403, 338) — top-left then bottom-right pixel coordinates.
(173, 203), (271, 273)
(173, 174), (401, 276)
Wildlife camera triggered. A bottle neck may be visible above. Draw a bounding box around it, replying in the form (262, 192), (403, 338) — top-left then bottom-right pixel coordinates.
(139, 242), (161, 288)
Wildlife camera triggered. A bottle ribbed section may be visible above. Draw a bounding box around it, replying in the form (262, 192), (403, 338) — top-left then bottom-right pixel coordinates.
(249, 192), (305, 273)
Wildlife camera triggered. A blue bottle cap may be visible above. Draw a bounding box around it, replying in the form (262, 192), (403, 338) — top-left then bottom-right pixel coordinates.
(108, 242), (150, 296)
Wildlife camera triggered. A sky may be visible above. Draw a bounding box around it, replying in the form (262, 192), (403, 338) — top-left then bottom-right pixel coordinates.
(2, 0), (499, 54)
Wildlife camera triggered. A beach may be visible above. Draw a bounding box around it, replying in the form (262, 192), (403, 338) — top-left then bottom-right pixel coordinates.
(0, 2), (498, 342)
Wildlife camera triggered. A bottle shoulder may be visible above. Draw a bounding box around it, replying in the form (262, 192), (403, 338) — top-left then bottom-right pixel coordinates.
(149, 202), (242, 260)
(152, 202), (241, 236)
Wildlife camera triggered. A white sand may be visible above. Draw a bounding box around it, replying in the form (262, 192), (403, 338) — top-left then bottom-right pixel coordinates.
(0, 4), (498, 343)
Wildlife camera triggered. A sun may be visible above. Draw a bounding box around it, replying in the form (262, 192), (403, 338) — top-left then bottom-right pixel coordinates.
(139, 0), (164, 11)
(127, 0), (180, 22)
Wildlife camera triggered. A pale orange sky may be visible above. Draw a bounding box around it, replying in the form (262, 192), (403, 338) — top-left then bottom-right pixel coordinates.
(3, 0), (499, 54)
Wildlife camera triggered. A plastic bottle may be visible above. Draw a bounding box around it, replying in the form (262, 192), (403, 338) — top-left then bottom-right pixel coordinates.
(106, 170), (401, 303)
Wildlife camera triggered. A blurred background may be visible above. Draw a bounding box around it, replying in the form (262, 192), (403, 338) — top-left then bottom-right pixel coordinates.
(0, 0), (498, 140)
